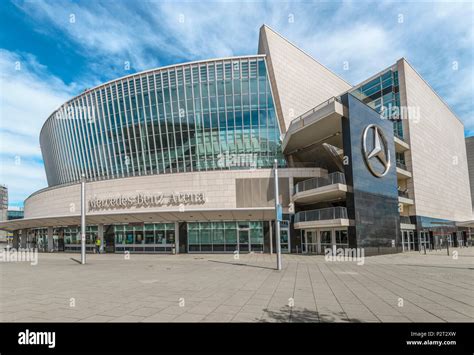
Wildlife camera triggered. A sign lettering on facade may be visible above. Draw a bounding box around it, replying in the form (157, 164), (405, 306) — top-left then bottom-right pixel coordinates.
(88, 192), (206, 211)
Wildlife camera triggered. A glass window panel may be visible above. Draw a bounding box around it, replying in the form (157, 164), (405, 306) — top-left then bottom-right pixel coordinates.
(213, 229), (225, 244)
(188, 230), (198, 244)
(225, 228), (237, 243)
(200, 229), (211, 244)
(125, 232), (134, 244)
(250, 229), (263, 244)
(166, 230), (175, 244)
(145, 230), (154, 244)
(156, 230), (165, 244)
(321, 231), (332, 244)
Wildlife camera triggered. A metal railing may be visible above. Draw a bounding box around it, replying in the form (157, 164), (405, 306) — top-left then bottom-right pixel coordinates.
(288, 97), (341, 128)
(396, 161), (408, 171)
(294, 207), (348, 223)
(399, 216), (412, 224)
(398, 190), (410, 199)
(295, 172), (346, 194)
(393, 128), (404, 140)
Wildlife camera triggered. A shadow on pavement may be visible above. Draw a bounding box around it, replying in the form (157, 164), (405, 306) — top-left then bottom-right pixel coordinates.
(207, 259), (276, 270)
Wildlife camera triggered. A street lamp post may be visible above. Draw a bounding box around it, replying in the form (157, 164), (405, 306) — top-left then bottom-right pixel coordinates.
(274, 159), (282, 271)
(81, 174), (86, 265)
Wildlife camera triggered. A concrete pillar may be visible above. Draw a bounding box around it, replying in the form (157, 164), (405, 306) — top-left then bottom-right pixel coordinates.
(20, 229), (27, 249)
(47, 227), (54, 252)
(98, 224), (104, 253)
(174, 222), (179, 254)
(12, 231), (20, 249)
(288, 154), (295, 168)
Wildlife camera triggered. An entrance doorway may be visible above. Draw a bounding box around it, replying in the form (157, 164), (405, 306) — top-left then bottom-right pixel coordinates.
(419, 231), (430, 250)
(238, 229), (250, 252)
(401, 230), (415, 251)
(280, 221), (290, 253)
(303, 230), (317, 254)
(302, 228), (348, 254)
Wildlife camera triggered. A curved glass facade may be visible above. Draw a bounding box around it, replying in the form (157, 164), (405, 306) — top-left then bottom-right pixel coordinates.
(40, 56), (284, 186)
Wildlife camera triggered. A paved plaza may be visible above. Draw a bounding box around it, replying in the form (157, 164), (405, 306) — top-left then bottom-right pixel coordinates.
(0, 248), (473, 323)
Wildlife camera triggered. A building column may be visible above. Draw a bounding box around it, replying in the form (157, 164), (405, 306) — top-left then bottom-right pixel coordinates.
(174, 222), (179, 254)
(12, 230), (19, 249)
(98, 224), (104, 253)
(19, 229), (27, 248)
(47, 226), (54, 252)
(288, 154), (295, 168)
(22, 229), (29, 248)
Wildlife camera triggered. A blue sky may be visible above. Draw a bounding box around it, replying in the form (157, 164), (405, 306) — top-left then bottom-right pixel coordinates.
(0, 0), (473, 208)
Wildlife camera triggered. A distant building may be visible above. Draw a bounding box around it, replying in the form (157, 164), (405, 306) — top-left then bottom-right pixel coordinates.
(7, 209), (24, 220)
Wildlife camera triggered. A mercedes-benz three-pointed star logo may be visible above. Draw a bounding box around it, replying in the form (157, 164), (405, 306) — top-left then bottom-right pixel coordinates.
(362, 124), (391, 177)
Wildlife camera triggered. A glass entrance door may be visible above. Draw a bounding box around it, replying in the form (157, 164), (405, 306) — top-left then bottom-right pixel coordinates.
(304, 230), (317, 254)
(419, 231), (430, 250)
(280, 222), (290, 253)
(402, 230), (415, 251)
(402, 230), (409, 251)
(238, 230), (250, 252)
(320, 230), (332, 253)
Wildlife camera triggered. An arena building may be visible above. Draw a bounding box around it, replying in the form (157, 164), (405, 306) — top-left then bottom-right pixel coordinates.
(1, 25), (472, 254)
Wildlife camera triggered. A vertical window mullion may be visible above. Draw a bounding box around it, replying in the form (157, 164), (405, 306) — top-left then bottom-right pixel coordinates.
(93, 90), (109, 179)
(197, 66), (207, 170)
(167, 70), (179, 172)
(108, 84), (123, 178)
(50, 116), (64, 184)
(175, 67), (186, 172)
(48, 119), (61, 184)
(182, 66), (193, 172)
(133, 78), (147, 174)
(127, 79), (141, 175)
(70, 101), (87, 179)
(89, 91), (105, 179)
(206, 63), (215, 169)
(223, 61), (230, 167)
(56, 107), (73, 183)
(98, 89), (114, 179)
(115, 81), (131, 177)
(104, 85), (120, 178)
(76, 99), (93, 179)
(120, 80), (136, 176)
(60, 105), (79, 182)
(146, 74), (159, 174)
(160, 71), (172, 173)
(214, 61), (222, 163)
(139, 75), (153, 174)
(81, 95), (96, 180)
(85, 94), (100, 180)
(153, 72), (166, 174)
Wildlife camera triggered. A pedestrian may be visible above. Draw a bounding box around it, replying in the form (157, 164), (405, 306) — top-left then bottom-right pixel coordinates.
(95, 238), (101, 254)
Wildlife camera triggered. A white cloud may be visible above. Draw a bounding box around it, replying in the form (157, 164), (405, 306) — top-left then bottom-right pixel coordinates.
(0, 157), (46, 206)
(0, 49), (76, 206)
